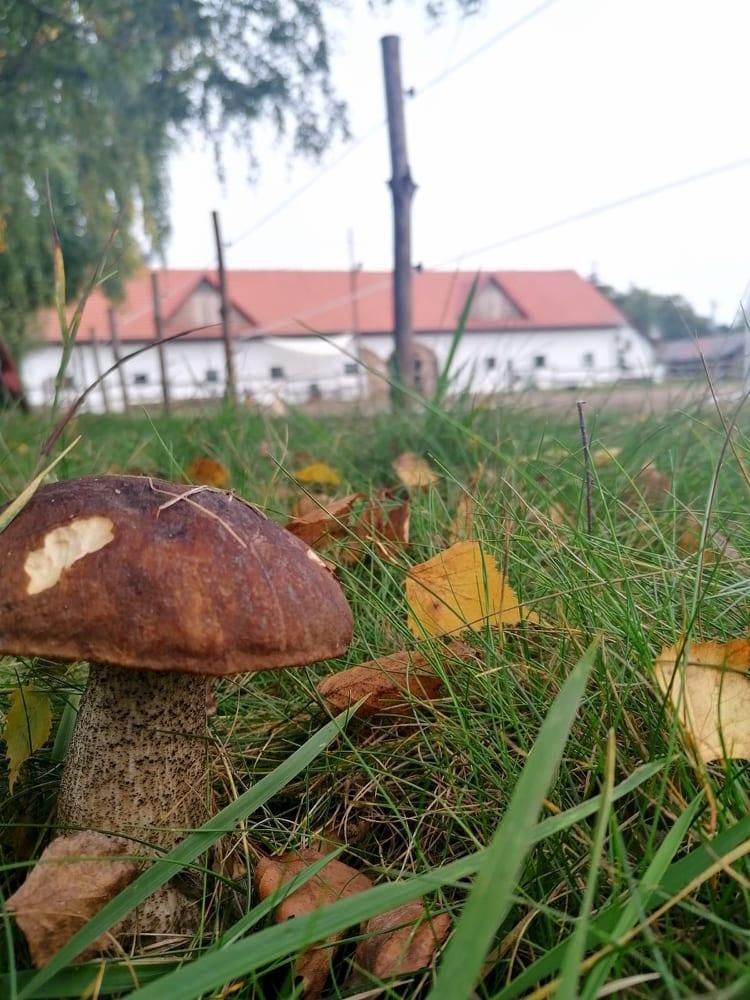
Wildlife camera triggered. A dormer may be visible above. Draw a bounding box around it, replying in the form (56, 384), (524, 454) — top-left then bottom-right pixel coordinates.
(469, 278), (524, 323)
(164, 277), (254, 335)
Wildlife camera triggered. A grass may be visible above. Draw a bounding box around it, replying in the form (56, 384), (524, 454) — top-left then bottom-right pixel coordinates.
(1, 387), (750, 998)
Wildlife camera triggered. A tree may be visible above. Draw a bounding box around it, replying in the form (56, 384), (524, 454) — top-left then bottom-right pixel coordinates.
(0, 0), (476, 347)
(594, 280), (727, 342)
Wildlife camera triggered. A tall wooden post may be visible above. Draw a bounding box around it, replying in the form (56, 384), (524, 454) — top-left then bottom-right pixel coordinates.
(347, 228), (365, 399)
(150, 271), (171, 414)
(107, 307), (130, 413)
(211, 210), (237, 408)
(381, 34), (417, 398)
(89, 327), (111, 414)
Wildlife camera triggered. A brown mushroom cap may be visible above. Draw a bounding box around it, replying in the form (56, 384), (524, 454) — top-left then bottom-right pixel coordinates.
(0, 475), (353, 675)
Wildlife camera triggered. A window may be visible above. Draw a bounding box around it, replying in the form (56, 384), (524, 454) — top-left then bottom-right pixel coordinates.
(134, 373), (149, 385)
(205, 368), (219, 383)
(485, 356), (496, 370)
(270, 366), (284, 380)
(344, 362), (359, 375)
(582, 352), (595, 369)
(533, 355), (546, 369)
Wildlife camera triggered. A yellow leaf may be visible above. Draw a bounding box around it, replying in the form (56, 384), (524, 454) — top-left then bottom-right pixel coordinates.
(392, 452), (439, 490)
(406, 539), (532, 638)
(4, 688), (53, 791)
(654, 640), (750, 763)
(294, 461), (342, 487)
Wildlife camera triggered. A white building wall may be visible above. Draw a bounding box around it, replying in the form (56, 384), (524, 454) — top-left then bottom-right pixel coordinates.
(362, 324), (655, 393)
(20, 325), (655, 412)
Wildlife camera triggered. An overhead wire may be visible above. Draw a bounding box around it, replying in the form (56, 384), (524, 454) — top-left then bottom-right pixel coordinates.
(223, 0), (561, 250)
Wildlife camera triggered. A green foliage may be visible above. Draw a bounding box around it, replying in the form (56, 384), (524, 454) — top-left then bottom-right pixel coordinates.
(596, 279), (728, 341)
(0, 0), (478, 348)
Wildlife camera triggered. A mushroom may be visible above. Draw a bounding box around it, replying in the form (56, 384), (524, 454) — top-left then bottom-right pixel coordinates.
(0, 475), (353, 947)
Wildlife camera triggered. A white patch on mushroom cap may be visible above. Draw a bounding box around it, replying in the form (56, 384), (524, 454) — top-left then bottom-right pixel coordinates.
(306, 548), (326, 568)
(25, 517), (115, 595)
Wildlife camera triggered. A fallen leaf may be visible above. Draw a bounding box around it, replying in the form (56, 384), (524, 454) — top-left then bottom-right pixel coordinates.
(185, 457), (230, 488)
(393, 452), (439, 491)
(6, 832), (139, 967)
(632, 464), (671, 503)
(286, 493), (364, 548)
(354, 901), (451, 979)
(592, 446), (621, 467)
(316, 642), (474, 718)
(406, 540), (534, 638)
(255, 848), (372, 998)
(677, 514), (743, 564)
(294, 462), (342, 488)
(448, 494), (475, 543)
(291, 493), (331, 518)
(355, 489), (410, 562)
(654, 640), (750, 762)
(4, 687), (52, 791)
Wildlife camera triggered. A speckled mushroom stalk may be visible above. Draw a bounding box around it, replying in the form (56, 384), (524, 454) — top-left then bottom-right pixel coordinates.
(0, 475), (353, 958)
(56, 665), (210, 938)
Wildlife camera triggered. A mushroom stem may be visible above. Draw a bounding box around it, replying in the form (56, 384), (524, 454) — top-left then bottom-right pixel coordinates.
(56, 664), (210, 942)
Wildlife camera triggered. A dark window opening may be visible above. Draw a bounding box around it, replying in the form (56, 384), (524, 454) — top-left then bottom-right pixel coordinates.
(270, 366), (284, 380)
(134, 373), (149, 385)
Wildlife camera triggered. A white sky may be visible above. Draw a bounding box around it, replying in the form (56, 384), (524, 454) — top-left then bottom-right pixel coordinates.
(167, 0), (750, 324)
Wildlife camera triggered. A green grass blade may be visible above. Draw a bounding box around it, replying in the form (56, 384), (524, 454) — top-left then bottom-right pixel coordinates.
(427, 640), (598, 1000)
(432, 275), (478, 408)
(495, 809), (750, 1000)
(5, 756), (660, 1000)
(17, 709), (357, 999)
(556, 731), (616, 999)
(580, 793), (704, 999)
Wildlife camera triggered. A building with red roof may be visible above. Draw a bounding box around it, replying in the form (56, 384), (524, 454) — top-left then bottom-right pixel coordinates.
(22, 268), (656, 409)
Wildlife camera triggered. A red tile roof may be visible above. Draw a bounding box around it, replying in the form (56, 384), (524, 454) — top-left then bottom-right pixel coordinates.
(33, 268), (627, 343)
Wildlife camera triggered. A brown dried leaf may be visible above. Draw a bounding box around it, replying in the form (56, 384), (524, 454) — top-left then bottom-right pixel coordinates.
(406, 540), (535, 638)
(6, 832), (139, 967)
(255, 848), (372, 999)
(677, 514), (743, 564)
(316, 641), (474, 718)
(286, 493), (364, 548)
(291, 493), (331, 518)
(448, 494), (475, 543)
(355, 489), (410, 563)
(393, 452), (439, 491)
(632, 464), (672, 503)
(354, 901), (451, 979)
(185, 457), (231, 489)
(654, 639), (750, 763)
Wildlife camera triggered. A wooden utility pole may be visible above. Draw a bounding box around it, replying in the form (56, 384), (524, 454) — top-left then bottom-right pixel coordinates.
(211, 210), (238, 408)
(89, 327), (111, 414)
(381, 34), (416, 397)
(150, 271), (171, 414)
(107, 307), (130, 413)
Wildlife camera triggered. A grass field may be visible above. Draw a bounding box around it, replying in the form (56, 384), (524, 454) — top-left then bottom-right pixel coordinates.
(2, 388), (750, 998)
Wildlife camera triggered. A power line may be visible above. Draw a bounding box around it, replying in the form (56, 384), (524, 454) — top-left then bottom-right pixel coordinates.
(224, 0), (560, 251)
(432, 154), (750, 269)
(417, 0), (560, 97)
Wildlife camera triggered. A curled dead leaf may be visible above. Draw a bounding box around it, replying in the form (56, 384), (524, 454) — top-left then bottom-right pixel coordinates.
(185, 457), (230, 489)
(448, 494), (475, 543)
(291, 493), (331, 518)
(286, 493), (364, 548)
(354, 900), (451, 979)
(355, 489), (410, 562)
(654, 639), (750, 763)
(393, 452), (439, 491)
(6, 832), (139, 967)
(255, 848), (372, 999)
(406, 540), (537, 638)
(316, 641), (475, 718)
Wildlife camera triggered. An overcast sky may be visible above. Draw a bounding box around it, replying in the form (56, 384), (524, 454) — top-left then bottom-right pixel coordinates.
(166, 0), (750, 324)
